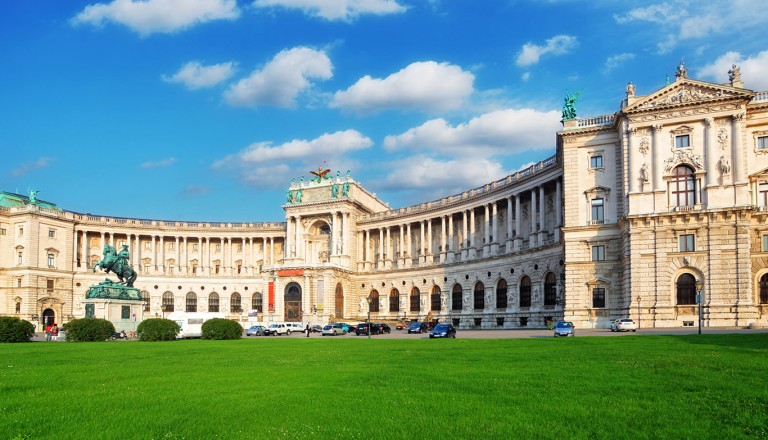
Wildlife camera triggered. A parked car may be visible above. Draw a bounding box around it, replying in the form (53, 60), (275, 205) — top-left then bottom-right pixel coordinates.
(407, 322), (426, 334)
(338, 323), (356, 333)
(611, 318), (637, 332)
(373, 323), (391, 334)
(553, 321), (575, 337)
(355, 323), (374, 335)
(284, 322), (304, 334)
(265, 323), (289, 336)
(322, 323), (346, 336)
(246, 325), (266, 336)
(429, 324), (457, 338)
(311, 325), (323, 333)
(395, 322), (406, 330)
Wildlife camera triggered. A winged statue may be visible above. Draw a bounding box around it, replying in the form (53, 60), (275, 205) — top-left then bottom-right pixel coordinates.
(309, 167), (332, 183)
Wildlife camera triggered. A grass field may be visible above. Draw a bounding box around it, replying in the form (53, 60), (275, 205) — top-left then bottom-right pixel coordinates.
(1, 334), (767, 439)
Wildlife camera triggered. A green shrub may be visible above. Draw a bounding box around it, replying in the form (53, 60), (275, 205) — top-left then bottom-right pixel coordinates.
(201, 318), (242, 340)
(64, 318), (115, 342)
(0, 317), (35, 343)
(137, 318), (180, 341)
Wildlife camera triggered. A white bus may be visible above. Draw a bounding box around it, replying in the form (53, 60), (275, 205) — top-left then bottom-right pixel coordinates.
(167, 312), (226, 338)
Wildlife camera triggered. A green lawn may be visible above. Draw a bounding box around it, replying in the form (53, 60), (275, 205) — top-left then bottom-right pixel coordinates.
(1, 334), (767, 439)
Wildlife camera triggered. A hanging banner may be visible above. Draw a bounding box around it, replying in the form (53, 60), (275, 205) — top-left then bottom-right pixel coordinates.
(277, 269), (304, 277)
(268, 281), (275, 311)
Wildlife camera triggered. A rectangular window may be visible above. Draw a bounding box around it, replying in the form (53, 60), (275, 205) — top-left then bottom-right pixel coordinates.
(592, 245), (605, 261)
(679, 234), (695, 252)
(215, 244), (221, 252)
(48, 254), (55, 267)
(0, 228), (5, 235)
(758, 136), (768, 150)
(19, 227), (23, 236)
(48, 229), (55, 238)
(591, 198), (604, 223)
(675, 134), (690, 148)
(760, 183), (768, 207)
(47, 279), (54, 295)
(590, 155), (603, 168)
(17, 278), (22, 288)
(237, 244), (243, 252)
(144, 242), (151, 250)
(18, 252), (22, 265)
(592, 288), (606, 308)
(763, 235), (768, 252)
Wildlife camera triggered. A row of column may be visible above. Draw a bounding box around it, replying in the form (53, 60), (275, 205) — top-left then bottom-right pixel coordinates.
(358, 183), (562, 271)
(76, 231), (280, 276)
(285, 211), (350, 260)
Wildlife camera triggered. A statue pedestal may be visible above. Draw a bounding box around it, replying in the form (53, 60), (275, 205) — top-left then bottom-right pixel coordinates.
(85, 281), (145, 332)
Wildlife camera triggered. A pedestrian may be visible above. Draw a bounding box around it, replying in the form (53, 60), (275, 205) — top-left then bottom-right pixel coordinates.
(44, 322), (53, 341)
(51, 323), (59, 341)
(305, 324), (310, 338)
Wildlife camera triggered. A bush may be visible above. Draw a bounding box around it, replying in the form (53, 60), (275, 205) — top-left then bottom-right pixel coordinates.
(0, 317), (35, 343)
(64, 318), (115, 342)
(137, 318), (180, 341)
(201, 318), (242, 340)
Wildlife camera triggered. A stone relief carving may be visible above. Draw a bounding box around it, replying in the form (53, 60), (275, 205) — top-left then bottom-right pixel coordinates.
(718, 156), (731, 175)
(628, 104), (739, 123)
(639, 137), (650, 156)
(664, 149), (704, 172)
(640, 163), (649, 183)
(717, 128), (729, 150)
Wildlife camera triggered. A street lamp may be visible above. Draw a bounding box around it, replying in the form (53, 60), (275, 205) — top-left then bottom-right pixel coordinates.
(637, 296), (641, 331)
(366, 295), (372, 339)
(695, 278), (704, 335)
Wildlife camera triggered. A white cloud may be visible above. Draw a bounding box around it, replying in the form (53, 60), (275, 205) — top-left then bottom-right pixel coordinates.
(521, 72), (530, 82)
(331, 61), (474, 114)
(252, 0), (407, 21)
(515, 35), (577, 67)
(71, 0), (240, 36)
(603, 53), (635, 72)
(613, 3), (686, 25)
(12, 157), (54, 176)
(698, 51), (768, 91)
(376, 156), (507, 197)
(224, 47), (332, 108)
(140, 157), (177, 168)
(383, 108), (561, 157)
(214, 130), (372, 187)
(162, 62), (235, 89)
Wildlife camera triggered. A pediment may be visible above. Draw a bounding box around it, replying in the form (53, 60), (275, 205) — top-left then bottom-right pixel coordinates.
(625, 78), (754, 113)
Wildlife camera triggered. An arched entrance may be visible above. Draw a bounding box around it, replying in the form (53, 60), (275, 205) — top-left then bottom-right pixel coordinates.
(42, 308), (55, 326)
(284, 283), (302, 322)
(334, 283), (344, 319)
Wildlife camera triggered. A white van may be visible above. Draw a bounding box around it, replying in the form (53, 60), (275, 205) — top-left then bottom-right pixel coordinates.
(265, 322), (304, 335)
(168, 312), (226, 338)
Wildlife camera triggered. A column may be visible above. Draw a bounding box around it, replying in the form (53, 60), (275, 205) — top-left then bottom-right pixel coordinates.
(530, 189), (537, 247)
(555, 180), (562, 242)
(440, 216), (446, 262)
(151, 235), (157, 272)
(159, 236), (165, 273)
(378, 228), (384, 269)
(483, 204), (490, 257)
(447, 214), (455, 263)
(175, 236), (180, 274)
(134, 235), (141, 268)
(469, 209), (476, 259)
(538, 186), (546, 243)
(332, 212), (338, 256)
(399, 225), (405, 267)
(342, 213), (349, 255)
(81, 230), (88, 269)
(627, 124), (639, 194)
(365, 229), (371, 270)
(296, 215), (303, 261)
(99, 232), (105, 253)
(426, 219), (433, 265)
(406, 224), (412, 268)
(269, 237), (274, 265)
(109, 233), (114, 248)
(514, 194), (522, 251)
(461, 211), (468, 260)
(491, 202), (499, 255)
(506, 196), (514, 251)
(732, 113), (745, 184)
(203, 237), (209, 275)
(385, 226), (392, 268)
(183, 236), (189, 273)
(652, 124), (663, 191)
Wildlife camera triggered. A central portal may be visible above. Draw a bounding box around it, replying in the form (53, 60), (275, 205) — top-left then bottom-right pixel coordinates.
(284, 282), (302, 322)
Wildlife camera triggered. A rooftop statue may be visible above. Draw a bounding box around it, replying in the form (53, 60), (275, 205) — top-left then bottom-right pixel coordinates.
(93, 244), (137, 287)
(728, 64), (741, 83)
(675, 59), (688, 79)
(28, 189), (39, 205)
(310, 167), (332, 183)
(626, 81), (636, 97)
(562, 90), (580, 121)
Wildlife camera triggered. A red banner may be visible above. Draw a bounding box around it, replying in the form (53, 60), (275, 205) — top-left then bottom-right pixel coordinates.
(277, 269), (304, 277)
(268, 281), (275, 311)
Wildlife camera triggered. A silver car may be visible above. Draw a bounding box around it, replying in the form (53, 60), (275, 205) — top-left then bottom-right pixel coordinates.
(553, 321), (575, 337)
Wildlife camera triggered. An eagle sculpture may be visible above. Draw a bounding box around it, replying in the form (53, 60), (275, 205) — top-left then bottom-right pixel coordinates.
(309, 167), (331, 180)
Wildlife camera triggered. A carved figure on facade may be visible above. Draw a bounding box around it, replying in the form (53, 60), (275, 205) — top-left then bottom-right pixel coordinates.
(359, 297), (366, 312)
(664, 149), (704, 173)
(295, 187), (303, 203)
(639, 137), (650, 156)
(342, 180), (350, 197)
(717, 128), (729, 150)
(561, 90), (580, 121)
(626, 81), (636, 97)
(718, 155), (731, 175)
(728, 64), (741, 83)
(640, 163), (649, 183)
(286, 188), (294, 204)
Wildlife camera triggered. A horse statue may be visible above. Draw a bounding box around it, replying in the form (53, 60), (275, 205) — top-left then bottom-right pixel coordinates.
(93, 244), (138, 287)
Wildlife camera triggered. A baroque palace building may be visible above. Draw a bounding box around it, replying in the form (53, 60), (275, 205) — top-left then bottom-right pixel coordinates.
(2, 65), (768, 330)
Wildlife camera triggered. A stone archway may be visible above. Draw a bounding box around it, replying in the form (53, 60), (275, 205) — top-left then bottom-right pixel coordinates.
(284, 282), (302, 322)
(42, 308), (55, 326)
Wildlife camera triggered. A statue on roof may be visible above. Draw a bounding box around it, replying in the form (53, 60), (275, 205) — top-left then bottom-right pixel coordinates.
(675, 59), (688, 79)
(342, 180), (350, 197)
(626, 81), (636, 97)
(295, 187), (303, 203)
(310, 167), (332, 183)
(28, 189), (39, 205)
(562, 90), (580, 121)
(728, 64), (741, 83)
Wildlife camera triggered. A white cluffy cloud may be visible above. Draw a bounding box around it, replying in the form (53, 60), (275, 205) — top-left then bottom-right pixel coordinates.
(603, 53), (636, 72)
(252, 0), (407, 21)
(699, 51), (768, 91)
(214, 130), (372, 187)
(383, 108), (561, 156)
(515, 35), (577, 67)
(331, 61), (474, 114)
(378, 156), (507, 193)
(162, 62), (236, 89)
(224, 47), (332, 108)
(71, 0), (240, 36)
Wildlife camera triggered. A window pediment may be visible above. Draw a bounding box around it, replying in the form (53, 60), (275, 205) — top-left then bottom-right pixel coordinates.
(584, 186), (610, 200)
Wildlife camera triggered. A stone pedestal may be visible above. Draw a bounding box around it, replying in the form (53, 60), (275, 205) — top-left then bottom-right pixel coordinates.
(85, 281), (145, 332)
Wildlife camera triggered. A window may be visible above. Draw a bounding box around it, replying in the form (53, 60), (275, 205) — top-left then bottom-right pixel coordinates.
(591, 198), (604, 223)
(679, 234), (695, 252)
(389, 289), (400, 312)
(761, 184), (768, 208)
(193, 244), (199, 251)
(191, 264), (198, 275)
(763, 235), (768, 253)
(0, 228), (5, 235)
(230, 292), (242, 313)
(370, 290), (380, 312)
(672, 165), (696, 207)
(452, 284), (463, 311)
(676, 273), (697, 305)
(215, 264), (220, 274)
(592, 288), (606, 308)
(544, 273), (557, 306)
(18, 227), (23, 236)
(17, 252), (22, 265)
(208, 293), (219, 312)
(496, 279), (508, 309)
(592, 245), (605, 261)
(590, 155), (603, 168)
(473, 282), (485, 310)
(48, 229), (55, 238)
(162, 292), (174, 312)
(675, 134), (690, 148)
(215, 244), (221, 252)
(47, 279), (54, 295)
(410, 288), (420, 312)
(252, 293), (263, 313)
(431, 286), (441, 311)
(758, 136), (768, 150)
(17, 278), (22, 288)
(237, 244), (243, 252)
(519, 276), (531, 307)
(186, 292), (197, 312)
(144, 242), (151, 250)
(237, 264), (242, 274)
(47, 253), (55, 267)
(760, 274), (768, 304)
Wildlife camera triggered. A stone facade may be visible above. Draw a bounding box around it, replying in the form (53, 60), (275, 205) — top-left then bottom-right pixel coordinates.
(2, 67), (767, 330)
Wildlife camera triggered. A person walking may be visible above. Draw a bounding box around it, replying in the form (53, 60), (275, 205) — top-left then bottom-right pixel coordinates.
(44, 322), (53, 341)
(305, 324), (310, 338)
(51, 323), (60, 341)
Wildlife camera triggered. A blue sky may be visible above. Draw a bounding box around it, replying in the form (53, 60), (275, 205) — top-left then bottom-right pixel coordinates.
(2, 0), (767, 222)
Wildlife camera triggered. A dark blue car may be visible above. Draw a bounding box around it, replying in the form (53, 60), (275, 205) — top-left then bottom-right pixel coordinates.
(429, 324), (456, 338)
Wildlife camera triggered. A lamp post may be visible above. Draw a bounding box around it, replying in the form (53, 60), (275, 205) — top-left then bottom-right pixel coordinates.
(637, 296), (641, 331)
(366, 296), (372, 339)
(695, 278), (704, 335)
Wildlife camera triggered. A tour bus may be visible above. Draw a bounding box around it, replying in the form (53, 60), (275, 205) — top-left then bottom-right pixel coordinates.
(167, 312), (226, 338)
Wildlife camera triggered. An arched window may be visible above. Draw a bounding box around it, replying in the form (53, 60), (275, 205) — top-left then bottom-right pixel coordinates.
(230, 292), (242, 313)
(760, 274), (768, 304)
(186, 292), (197, 312)
(252, 292), (263, 313)
(208, 292), (219, 312)
(410, 287), (420, 312)
(672, 165), (696, 207)
(544, 273), (557, 306)
(496, 279), (508, 308)
(389, 289), (400, 312)
(140, 290), (150, 312)
(431, 286), (441, 311)
(474, 282), (485, 310)
(162, 291), (174, 312)
(369, 290), (380, 312)
(452, 284), (463, 311)
(284, 283), (302, 321)
(520, 276), (531, 307)
(676, 273), (697, 305)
